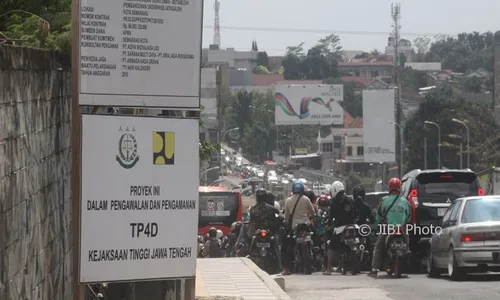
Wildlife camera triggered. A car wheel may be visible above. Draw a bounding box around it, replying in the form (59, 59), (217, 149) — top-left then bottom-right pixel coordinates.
(427, 250), (440, 278)
(448, 246), (465, 281)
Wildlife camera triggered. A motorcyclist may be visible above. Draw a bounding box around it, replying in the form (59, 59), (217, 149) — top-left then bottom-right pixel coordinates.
(202, 227), (223, 258)
(323, 181), (357, 275)
(248, 188), (282, 270)
(317, 194), (330, 214)
(369, 178), (411, 277)
(224, 221), (243, 256)
(282, 180), (316, 275)
(353, 185), (375, 225)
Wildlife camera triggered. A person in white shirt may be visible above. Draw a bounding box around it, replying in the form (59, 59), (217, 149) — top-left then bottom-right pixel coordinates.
(282, 180), (315, 275)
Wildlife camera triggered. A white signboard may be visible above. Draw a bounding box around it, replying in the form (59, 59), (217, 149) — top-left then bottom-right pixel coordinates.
(274, 84), (344, 125)
(80, 114), (199, 283)
(362, 89), (396, 163)
(78, 0), (203, 108)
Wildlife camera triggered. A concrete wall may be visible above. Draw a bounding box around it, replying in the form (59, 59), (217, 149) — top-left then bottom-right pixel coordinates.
(0, 45), (73, 300)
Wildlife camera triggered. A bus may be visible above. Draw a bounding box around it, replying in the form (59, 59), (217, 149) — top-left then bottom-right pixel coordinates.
(198, 186), (243, 236)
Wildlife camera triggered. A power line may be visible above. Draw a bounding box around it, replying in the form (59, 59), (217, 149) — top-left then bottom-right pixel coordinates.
(203, 25), (454, 37)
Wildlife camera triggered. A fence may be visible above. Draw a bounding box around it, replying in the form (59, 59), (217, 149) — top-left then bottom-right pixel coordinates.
(0, 45), (73, 299)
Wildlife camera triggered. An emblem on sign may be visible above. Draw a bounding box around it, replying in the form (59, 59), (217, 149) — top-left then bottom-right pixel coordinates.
(116, 126), (139, 169)
(446, 198), (451, 203)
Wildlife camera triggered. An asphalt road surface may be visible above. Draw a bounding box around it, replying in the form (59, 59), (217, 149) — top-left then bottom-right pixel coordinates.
(285, 271), (500, 300)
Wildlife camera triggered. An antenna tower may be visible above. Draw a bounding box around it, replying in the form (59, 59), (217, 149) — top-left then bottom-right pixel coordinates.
(213, 0), (221, 46)
(391, 3), (401, 83)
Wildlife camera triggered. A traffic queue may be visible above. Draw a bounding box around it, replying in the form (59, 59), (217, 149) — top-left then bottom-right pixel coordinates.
(197, 167), (500, 281)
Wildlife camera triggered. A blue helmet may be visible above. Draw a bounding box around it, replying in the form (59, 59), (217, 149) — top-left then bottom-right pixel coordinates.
(292, 180), (305, 194)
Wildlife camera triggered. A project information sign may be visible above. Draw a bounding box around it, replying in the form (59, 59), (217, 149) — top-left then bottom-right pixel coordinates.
(79, 114), (199, 283)
(78, 0), (203, 108)
(362, 89), (396, 163)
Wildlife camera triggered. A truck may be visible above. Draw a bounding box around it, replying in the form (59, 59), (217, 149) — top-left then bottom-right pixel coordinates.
(476, 167), (500, 195)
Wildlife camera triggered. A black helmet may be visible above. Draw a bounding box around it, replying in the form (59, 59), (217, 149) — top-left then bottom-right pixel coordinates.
(353, 184), (365, 199)
(208, 227), (217, 237)
(232, 221), (243, 233)
(267, 192), (275, 205)
(304, 190), (316, 203)
(255, 188), (268, 203)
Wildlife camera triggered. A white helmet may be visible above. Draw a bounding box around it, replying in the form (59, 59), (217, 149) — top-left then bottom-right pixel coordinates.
(330, 181), (345, 198)
(216, 229), (224, 239)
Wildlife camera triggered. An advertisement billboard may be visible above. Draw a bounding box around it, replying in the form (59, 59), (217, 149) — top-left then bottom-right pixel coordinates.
(274, 84), (344, 125)
(78, 0), (203, 108)
(80, 114), (199, 283)
(362, 89), (396, 163)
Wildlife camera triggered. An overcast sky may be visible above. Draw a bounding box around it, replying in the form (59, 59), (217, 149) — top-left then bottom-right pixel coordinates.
(202, 0), (500, 56)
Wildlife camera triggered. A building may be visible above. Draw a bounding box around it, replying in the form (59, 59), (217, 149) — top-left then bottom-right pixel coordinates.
(384, 34), (413, 62)
(337, 61), (393, 79)
(202, 47), (258, 86)
(405, 62), (442, 72)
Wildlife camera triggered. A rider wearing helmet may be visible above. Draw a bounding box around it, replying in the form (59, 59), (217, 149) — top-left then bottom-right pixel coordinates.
(324, 181), (357, 275)
(317, 194), (330, 211)
(369, 178), (411, 277)
(282, 180), (316, 275)
(202, 227), (223, 258)
(353, 185), (375, 225)
(248, 189), (282, 270)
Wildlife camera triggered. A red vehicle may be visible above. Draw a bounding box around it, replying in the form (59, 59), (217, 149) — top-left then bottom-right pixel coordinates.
(198, 186), (243, 236)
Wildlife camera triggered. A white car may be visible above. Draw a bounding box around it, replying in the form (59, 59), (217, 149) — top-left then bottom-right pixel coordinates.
(256, 170), (264, 178)
(268, 175), (278, 183)
(268, 170), (277, 177)
(281, 179), (290, 184)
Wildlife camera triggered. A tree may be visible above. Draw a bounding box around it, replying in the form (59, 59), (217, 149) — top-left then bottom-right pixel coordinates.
(1, 1), (72, 53)
(404, 87), (500, 171)
(253, 65), (270, 74)
(251, 40), (258, 51)
(420, 32), (494, 73)
(257, 51), (269, 68)
(413, 36), (431, 61)
(400, 67), (429, 91)
(282, 35), (341, 80)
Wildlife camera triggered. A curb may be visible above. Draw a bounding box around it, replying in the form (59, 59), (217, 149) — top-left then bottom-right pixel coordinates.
(240, 258), (291, 300)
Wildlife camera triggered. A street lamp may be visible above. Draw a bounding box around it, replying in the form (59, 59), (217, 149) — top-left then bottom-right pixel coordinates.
(200, 166), (220, 185)
(424, 121), (441, 168)
(220, 127), (239, 173)
(452, 118), (470, 168)
(389, 121), (404, 178)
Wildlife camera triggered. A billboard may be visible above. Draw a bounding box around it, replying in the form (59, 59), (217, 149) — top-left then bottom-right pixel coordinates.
(274, 84), (344, 125)
(78, 0), (203, 108)
(80, 114), (199, 283)
(362, 89), (396, 163)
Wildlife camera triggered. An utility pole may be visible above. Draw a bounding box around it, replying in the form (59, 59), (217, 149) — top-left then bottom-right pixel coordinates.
(391, 3), (402, 177)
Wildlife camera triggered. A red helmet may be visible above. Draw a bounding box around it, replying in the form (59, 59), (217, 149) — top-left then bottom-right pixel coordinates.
(388, 178), (402, 193)
(317, 195), (329, 207)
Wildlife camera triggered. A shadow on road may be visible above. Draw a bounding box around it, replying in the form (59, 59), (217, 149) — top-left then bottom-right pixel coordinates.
(433, 273), (500, 282)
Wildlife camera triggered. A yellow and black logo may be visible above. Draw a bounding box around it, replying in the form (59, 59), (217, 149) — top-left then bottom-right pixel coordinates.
(152, 131), (175, 165)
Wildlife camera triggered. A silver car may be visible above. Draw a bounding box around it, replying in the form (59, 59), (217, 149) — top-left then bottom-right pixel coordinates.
(427, 196), (500, 280)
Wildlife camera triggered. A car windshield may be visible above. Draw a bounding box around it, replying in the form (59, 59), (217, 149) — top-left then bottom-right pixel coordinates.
(461, 198), (500, 223)
(417, 172), (479, 201)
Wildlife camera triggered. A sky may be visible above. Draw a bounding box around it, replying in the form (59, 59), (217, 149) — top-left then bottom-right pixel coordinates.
(202, 0), (500, 56)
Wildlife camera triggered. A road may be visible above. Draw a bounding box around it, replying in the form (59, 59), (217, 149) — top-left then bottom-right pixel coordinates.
(285, 271), (500, 300)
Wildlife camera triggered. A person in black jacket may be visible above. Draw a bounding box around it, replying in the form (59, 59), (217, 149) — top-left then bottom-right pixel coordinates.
(352, 185), (375, 225)
(323, 181), (357, 275)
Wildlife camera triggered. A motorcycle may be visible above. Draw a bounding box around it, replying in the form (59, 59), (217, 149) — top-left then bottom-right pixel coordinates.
(383, 225), (408, 278)
(336, 224), (367, 275)
(250, 229), (280, 274)
(292, 223), (314, 274)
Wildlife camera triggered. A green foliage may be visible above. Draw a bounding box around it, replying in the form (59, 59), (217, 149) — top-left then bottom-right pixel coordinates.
(253, 65), (270, 74)
(199, 141), (220, 162)
(282, 34), (342, 80)
(257, 51), (269, 68)
(1, 2), (72, 53)
(404, 87), (500, 172)
(422, 32), (493, 73)
(345, 173), (362, 192)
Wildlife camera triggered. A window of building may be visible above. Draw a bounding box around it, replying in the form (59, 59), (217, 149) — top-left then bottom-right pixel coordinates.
(355, 71), (360, 76)
(357, 146), (364, 156)
(347, 146), (353, 156)
(322, 143), (333, 152)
